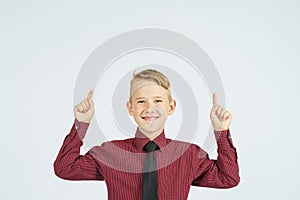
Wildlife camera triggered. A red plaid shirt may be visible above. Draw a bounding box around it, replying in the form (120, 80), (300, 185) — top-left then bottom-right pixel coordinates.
(54, 120), (239, 200)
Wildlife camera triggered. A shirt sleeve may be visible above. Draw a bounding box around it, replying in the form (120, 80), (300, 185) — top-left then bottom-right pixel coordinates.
(191, 130), (240, 188)
(53, 119), (104, 181)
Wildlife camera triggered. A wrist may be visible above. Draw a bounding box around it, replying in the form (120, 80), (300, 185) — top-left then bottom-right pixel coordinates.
(74, 119), (90, 139)
(213, 126), (229, 132)
(76, 119), (91, 123)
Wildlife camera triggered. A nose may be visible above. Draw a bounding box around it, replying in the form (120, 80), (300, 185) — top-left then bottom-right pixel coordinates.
(145, 101), (154, 112)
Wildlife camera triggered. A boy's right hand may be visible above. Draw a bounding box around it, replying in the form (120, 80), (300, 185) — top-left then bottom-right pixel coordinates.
(74, 89), (95, 123)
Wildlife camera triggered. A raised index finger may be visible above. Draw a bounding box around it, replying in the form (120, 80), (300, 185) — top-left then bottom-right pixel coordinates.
(212, 92), (218, 106)
(87, 89), (94, 99)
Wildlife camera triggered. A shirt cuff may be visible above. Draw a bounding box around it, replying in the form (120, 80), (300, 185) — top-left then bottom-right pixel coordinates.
(74, 119), (90, 139)
(214, 129), (235, 148)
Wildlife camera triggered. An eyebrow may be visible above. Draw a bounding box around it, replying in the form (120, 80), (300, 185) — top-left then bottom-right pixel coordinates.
(134, 97), (145, 102)
(134, 96), (164, 101)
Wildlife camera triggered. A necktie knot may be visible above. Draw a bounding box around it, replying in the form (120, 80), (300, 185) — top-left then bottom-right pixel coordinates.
(143, 141), (159, 153)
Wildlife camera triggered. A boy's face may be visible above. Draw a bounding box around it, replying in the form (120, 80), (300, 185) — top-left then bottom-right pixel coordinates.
(127, 81), (176, 140)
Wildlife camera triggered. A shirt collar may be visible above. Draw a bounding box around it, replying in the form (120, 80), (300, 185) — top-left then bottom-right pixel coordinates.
(134, 127), (167, 151)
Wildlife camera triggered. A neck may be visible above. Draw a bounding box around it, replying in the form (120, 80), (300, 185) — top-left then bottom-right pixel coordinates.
(138, 127), (163, 140)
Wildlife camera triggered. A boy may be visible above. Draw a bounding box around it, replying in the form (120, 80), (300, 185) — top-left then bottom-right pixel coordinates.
(54, 69), (240, 200)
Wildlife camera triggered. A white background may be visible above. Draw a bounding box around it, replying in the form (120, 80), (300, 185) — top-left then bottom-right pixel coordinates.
(1, 0), (299, 199)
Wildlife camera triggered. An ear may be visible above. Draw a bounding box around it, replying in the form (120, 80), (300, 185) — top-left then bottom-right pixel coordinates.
(168, 99), (176, 115)
(126, 101), (134, 116)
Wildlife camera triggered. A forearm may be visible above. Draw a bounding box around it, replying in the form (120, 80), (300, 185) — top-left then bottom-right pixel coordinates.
(192, 130), (240, 188)
(214, 129), (240, 187)
(53, 120), (101, 180)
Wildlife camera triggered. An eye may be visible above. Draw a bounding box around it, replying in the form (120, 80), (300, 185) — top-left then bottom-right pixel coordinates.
(137, 100), (145, 104)
(155, 99), (163, 103)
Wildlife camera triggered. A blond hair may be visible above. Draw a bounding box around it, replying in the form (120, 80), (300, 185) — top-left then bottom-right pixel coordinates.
(129, 69), (172, 102)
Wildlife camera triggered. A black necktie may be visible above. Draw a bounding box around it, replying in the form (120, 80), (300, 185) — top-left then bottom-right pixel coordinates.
(142, 141), (159, 200)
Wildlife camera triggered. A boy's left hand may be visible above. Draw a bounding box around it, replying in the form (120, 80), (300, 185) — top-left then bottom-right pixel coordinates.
(210, 93), (232, 131)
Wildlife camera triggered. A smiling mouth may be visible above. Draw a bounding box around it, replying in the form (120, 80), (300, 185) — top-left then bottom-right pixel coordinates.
(142, 116), (159, 121)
